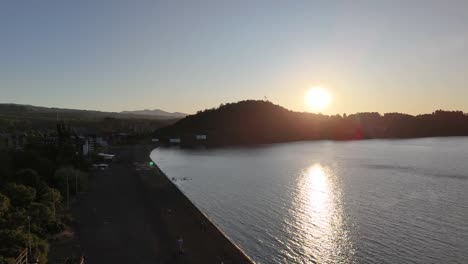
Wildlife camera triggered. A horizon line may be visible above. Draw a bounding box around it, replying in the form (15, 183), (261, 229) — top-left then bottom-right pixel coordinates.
(1, 100), (467, 117)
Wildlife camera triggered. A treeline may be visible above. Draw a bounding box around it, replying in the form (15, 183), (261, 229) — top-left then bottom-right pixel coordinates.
(155, 100), (468, 146)
(0, 132), (89, 263)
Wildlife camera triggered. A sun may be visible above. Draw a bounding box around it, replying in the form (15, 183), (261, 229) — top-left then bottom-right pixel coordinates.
(305, 87), (331, 112)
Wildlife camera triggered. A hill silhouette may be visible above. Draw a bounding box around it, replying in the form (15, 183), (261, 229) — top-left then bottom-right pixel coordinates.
(155, 100), (468, 146)
(121, 109), (187, 118)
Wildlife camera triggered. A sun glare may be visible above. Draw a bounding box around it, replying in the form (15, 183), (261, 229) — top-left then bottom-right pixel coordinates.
(305, 87), (331, 112)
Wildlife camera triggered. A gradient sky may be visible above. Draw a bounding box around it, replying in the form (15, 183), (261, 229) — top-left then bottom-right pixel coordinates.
(2, 0), (468, 115)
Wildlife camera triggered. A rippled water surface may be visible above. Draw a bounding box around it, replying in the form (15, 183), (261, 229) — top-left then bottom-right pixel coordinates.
(151, 138), (468, 263)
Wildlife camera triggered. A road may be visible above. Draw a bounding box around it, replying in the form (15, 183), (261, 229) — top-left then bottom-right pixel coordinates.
(50, 144), (253, 264)
(73, 146), (170, 263)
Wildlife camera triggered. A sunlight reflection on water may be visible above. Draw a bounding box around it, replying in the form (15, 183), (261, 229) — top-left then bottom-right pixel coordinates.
(293, 164), (354, 263)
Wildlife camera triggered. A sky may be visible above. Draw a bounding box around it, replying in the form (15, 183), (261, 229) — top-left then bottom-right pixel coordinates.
(1, 0), (468, 115)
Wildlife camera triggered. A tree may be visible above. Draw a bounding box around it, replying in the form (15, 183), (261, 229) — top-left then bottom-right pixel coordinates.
(0, 229), (48, 264)
(28, 203), (54, 236)
(0, 255), (15, 264)
(10, 150), (54, 184)
(2, 183), (36, 208)
(53, 167), (88, 196)
(0, 193), (10, 217)
(14, 169), (44, 190)
(38, 187), (62, 213)
(0, 148), (13, 186)
(0, 229), (28, 260)
(30, 233), (49, 264)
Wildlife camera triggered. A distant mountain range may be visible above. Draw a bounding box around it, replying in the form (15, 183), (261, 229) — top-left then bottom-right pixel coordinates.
(0, 103), (185, 120)
(0, 104), (186, 132)
(121, 109), (187, 118)
(0, 103), (183, 132)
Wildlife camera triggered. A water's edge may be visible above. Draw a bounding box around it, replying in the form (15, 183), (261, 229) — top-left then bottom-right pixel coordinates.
(149, 149), (255, 263)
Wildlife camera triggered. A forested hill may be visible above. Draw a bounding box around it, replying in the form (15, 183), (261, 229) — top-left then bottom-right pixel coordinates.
(0, 103), (179, 133)
(155, 100), (468, 146)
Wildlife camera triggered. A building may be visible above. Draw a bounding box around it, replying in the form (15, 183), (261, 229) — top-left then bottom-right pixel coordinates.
(81, 135), (97, 156)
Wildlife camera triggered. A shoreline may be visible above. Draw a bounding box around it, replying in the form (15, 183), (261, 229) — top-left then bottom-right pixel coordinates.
(142, 145), (254, 263)
(151, 162), (254, 263)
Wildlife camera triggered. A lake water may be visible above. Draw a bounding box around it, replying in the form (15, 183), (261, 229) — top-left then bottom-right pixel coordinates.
(150, 138), (468, 264)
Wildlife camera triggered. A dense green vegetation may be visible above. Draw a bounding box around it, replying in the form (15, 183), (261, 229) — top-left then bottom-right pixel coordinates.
(0, 137), (89, 263)
(156, 100), (468, 146)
